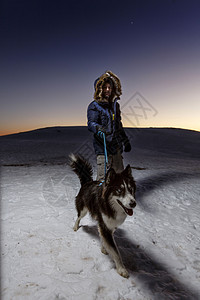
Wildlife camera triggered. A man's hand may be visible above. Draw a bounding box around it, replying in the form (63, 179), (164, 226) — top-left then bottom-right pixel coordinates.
(96, 126), (109, 136)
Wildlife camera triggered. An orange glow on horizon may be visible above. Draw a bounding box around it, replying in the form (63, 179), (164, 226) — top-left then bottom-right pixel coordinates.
(1, 123), (199, 137)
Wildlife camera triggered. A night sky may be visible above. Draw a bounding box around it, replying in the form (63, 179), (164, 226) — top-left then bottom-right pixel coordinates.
(1, 0), (200, 135)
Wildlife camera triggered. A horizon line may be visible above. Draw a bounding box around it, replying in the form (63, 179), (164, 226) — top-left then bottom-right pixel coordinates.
(1, 125), (200, 137)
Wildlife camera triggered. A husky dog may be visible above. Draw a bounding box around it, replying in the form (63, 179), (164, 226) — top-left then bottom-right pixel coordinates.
(69, 154), (136, 278)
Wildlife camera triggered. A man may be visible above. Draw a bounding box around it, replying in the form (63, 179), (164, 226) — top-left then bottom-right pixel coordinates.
(87, 70), (131, 181)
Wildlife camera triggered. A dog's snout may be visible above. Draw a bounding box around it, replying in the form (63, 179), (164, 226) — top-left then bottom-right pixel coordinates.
(130, 200), (136, 208)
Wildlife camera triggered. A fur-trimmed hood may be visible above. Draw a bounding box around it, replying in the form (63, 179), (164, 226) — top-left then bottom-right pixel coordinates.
(94, 70), (122, 102)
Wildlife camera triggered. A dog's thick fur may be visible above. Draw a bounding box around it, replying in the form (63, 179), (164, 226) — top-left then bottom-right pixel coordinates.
(69, 154), (136, 278)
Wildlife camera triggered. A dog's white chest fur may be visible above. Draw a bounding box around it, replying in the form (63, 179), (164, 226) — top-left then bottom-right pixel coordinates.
(102, 212), (126, 231)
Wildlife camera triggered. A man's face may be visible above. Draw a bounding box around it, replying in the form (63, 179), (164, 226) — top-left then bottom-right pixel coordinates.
(102, 83), (112, 100)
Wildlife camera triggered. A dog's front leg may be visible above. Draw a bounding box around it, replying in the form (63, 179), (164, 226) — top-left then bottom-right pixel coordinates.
(98, 224), (129, 278)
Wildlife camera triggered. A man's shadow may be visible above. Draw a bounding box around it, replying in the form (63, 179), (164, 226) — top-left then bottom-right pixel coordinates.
(82, 225), (199, 299)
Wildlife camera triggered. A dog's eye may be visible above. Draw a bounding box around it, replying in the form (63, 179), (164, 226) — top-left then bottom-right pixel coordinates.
(127, 184), (133, 193)
(116, 188), (122, 193)
(129, 187), (135, 195)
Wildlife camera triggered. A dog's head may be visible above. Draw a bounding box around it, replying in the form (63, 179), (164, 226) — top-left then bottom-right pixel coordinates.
(102, 165), (136, 216)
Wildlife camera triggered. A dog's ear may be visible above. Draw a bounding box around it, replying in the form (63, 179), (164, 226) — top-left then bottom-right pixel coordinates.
(123, 164), (133, 178)
(105, 168), (116, 185)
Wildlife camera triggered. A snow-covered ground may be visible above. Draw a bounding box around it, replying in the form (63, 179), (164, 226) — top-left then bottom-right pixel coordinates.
(1, 127), (200, 300)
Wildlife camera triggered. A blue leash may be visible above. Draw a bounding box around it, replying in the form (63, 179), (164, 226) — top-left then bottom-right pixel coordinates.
(97, 131), (108, 184)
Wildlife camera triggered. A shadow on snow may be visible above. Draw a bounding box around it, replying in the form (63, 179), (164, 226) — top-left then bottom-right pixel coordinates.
(82, 225), (199, 300)
(135, 171), (200, 212)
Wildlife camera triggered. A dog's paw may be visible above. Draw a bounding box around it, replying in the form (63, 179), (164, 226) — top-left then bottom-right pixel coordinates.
(117, 267), (129, 278)
(73, 225), (79, 231)
(101, 246), (108, 255)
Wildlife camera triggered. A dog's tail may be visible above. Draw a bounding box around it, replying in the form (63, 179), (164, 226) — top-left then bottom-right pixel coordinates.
(69, 154), (93, 186)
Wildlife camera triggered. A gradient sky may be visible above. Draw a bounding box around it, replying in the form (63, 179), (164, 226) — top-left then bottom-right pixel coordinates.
(1, 0), (200, 135)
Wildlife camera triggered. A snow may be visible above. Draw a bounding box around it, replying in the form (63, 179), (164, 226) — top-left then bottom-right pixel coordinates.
(1, 126), (200, 299)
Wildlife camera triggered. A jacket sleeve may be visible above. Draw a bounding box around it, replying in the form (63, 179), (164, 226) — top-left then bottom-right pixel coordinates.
(87, 102), (100, 134)
(116, 102), (129, 143)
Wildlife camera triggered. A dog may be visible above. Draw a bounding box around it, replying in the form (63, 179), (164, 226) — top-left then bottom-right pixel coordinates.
(69, 154), (136, 278)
